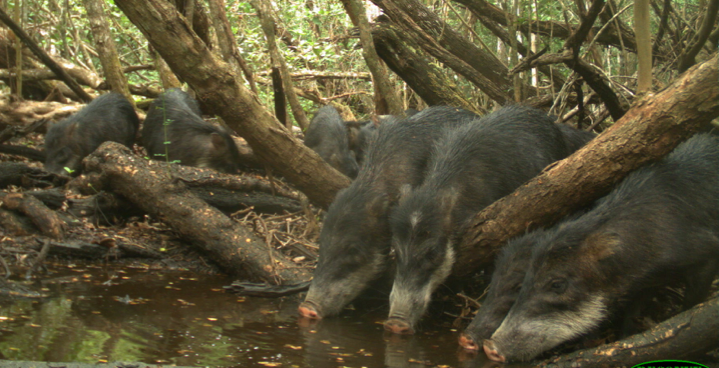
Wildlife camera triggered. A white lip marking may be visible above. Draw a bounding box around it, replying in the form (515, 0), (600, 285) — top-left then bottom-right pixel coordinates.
(491, 294), (608, 361)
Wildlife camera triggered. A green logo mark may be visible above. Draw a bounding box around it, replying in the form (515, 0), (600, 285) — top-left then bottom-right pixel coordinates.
(632, 360), (708, 368)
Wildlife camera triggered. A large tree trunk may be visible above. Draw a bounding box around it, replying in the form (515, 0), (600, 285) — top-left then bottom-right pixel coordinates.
(151, 49), (182, 89)
(369, 0), (515, 105)
(370, 16), (481, 114)
(340, 0), (404, 116)
(82, 0), (133, 105)
(252, 0), (310, 130)
(114, 0), (350, 209)
(83, 142), (310, 283)
(206, 0), (257, 95)
(455, 53), (719, 275)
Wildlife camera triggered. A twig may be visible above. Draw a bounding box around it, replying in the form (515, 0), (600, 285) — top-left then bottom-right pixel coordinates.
(26, 239), (51, 279)
(0, 255), (10, 278)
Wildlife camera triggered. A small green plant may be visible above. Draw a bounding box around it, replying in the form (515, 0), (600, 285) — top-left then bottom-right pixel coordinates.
(157, 96), (182, 175)
(63, 167), (75, 175)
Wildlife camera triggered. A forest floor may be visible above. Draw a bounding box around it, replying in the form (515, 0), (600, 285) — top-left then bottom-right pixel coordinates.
(0, 126), (321, 290)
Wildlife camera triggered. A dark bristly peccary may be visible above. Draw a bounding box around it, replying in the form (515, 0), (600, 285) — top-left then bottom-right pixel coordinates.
(304, 105), (359, 178)
(458, 210), (583, 350)
(385, 105), (577, 335)
(458, 229), (549, 350)
(345, 116), (400, 168)
(44, 92), (139, 175)
(345, 118), (378, 168)
(142, 88), (241, 174)
(345, 110), (419, 168)
(484, 133), (719, 363)
(298, 106), (480, 320)
(456, 124), (596, 345)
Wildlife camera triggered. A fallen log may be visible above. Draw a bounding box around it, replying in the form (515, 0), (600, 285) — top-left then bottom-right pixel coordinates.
(0, 193), (65, 239)
(0, 118), (48, 144)
(171, 164), (298, 200)
(27, 238), (161, 260)
(58, 188), (300, 225)
(66, 192), (144, 224)
(456, 53), (719, 275)
(26, 188), (67, 210)
(0, 100), (80, 130)
(192, 187), (302, 215)
(82, 142), (311, 283)
(0, 207), (35, 236)
(539, 297), (719, 367)
(0, 144), (46, 162)
(0, 162), (67, 189)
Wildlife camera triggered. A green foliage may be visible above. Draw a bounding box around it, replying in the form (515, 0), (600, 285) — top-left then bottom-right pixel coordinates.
(7, 0), (710, 123)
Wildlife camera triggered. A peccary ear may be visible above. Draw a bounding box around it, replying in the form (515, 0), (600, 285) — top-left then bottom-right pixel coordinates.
(367, 193), (390, 218)
(345, 122), (361, 149)
(210, 133), (227, 151)
(582, 231), (621, 261)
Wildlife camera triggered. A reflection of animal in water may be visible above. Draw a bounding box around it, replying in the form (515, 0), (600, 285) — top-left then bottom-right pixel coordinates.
(298, 311), (452, 368)
(10, 266), (464, 366)
(384, 333), (428, 368)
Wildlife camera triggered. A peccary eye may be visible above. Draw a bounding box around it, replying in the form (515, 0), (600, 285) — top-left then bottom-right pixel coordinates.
(549, 279), (567, 293)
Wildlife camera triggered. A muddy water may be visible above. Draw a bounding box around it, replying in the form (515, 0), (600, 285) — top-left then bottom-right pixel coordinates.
(0, 264), (527, 368)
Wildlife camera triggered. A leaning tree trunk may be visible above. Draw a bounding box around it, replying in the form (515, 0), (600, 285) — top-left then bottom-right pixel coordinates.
(370, 0), (515, 105)
(82, 0), (133, 105)
(0, 7), (92, 102)
(114, 0), (350, 209)
(83, 142), (311, 284)
(370, 16), (481, 114)
(252, 0), (309, 130)
(206, 0), (257, 95)
(454, 53), (719, 275)
(340, 0), (404, 116)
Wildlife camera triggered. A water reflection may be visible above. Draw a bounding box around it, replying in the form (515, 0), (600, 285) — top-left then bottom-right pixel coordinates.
(0, 264), (533, 367)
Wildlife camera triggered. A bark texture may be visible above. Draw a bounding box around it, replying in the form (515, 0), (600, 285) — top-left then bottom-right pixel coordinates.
(82, 0), (133, 104)
(83, 142), (310, 283)
(340, 0), (404, 116)
(206, 0), (257, 94)
(371, 16), (480, 114)
(0, 193), (65, 239)
(252, 0), (309, 130)
(456, 53), (719, 275)
(369, 0), (513, 105)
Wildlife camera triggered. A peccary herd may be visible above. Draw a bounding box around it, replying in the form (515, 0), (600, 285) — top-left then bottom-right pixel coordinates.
(42, 90), (719, 362)
(44, 89), (242, 176)
(299, 104), (719, 362)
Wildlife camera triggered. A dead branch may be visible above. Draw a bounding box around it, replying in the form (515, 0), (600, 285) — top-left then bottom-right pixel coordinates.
(82, 141), (311, 283)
